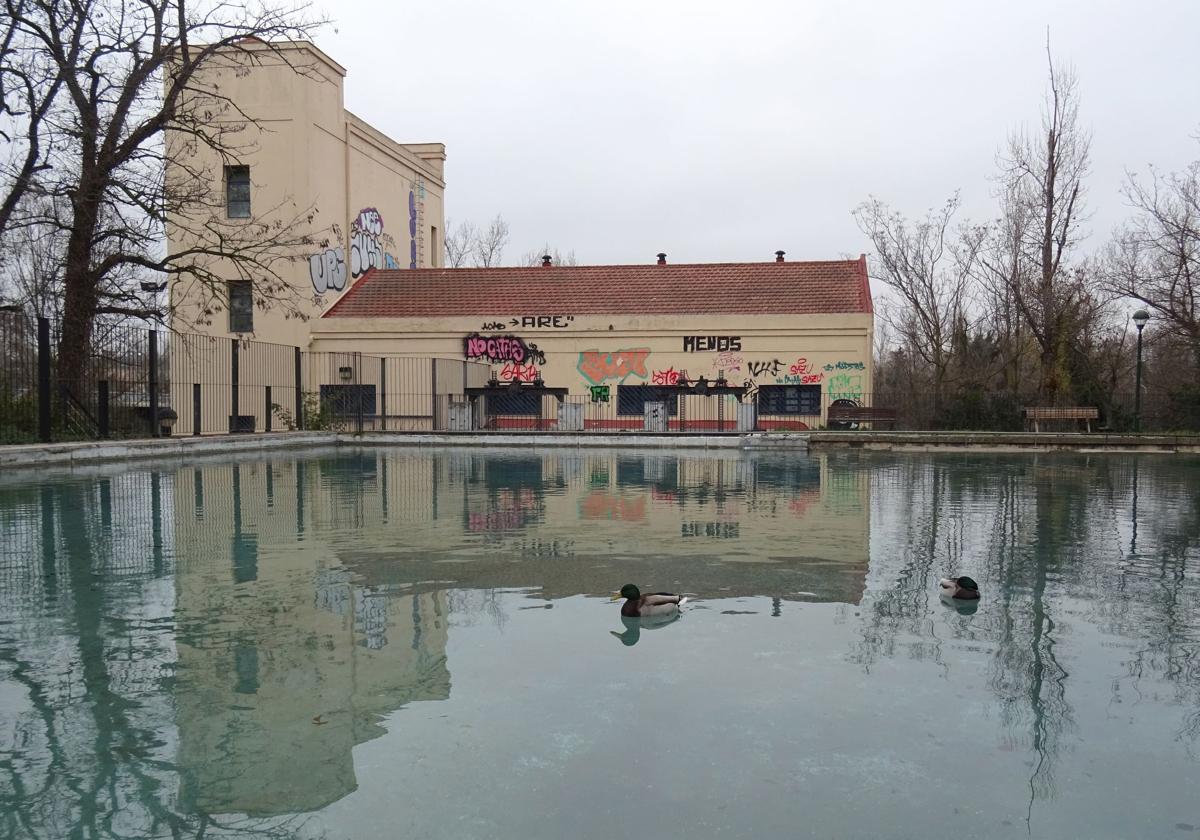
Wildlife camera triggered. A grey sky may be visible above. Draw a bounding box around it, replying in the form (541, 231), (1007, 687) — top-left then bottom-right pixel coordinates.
(319, 0), (1200, 266)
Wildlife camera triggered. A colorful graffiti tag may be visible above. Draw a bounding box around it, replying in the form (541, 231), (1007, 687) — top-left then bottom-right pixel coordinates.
(824, 360), (866, 371)
(499, 362), (540, 382)
(349, 208), (399, 279)
(776, 357), (823, 385)
(308, 246), (346, 294)
(577, 348), (651, 384)
(589, 385), (610, 403)
(827, 372), (864, 401)
(651, 367), (683, 385)
(408, 190), (418, 269)
(464, 334), (546, 365)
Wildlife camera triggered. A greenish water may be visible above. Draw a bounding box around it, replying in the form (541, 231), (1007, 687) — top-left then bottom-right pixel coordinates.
(1, 449), (1199, 839)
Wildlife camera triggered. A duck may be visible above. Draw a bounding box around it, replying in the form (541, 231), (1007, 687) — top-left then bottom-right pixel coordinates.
(610, 584), (688, 618)
(939, 576), (981, 601)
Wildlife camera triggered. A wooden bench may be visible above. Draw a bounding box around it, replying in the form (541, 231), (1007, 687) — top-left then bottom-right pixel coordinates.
(1023, 406), (1099, 433)
(827, 405), (897, 429)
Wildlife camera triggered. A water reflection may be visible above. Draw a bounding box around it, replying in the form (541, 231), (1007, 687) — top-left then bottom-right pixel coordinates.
(0, 450), (1198, 838)
(610, 613), (682, 646)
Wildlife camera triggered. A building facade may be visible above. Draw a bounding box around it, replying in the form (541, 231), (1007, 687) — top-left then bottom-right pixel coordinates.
(308, 255), (874, 429)
(167, 41), (446, 349)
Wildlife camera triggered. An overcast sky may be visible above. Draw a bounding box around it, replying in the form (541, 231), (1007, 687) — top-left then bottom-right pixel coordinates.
(317, 0), (1200, 267)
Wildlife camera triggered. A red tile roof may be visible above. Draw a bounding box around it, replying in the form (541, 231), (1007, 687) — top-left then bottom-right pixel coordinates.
(323, 256), (873, 318)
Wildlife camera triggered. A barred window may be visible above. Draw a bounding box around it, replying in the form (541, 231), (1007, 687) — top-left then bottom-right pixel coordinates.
(617, 385), (679, 417)
(228, 281), (253, 333)
(225, 165), (251, 218)
(319, 384), (377, 417)
(757, 384), (821, 416)
(487, 390), (541, 416)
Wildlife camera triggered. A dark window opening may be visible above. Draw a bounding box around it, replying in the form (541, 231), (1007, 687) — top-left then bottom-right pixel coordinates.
(617, 384), (679, 417)
(757, 384), (821, 416)
(228, 280), (253, 333)
(226, 165), (251, 218)
(320, 384), (377, 417)
(487, 391), (540, 416)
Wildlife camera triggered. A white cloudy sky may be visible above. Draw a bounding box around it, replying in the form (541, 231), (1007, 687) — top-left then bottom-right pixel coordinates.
(317, 0), (1200, 266)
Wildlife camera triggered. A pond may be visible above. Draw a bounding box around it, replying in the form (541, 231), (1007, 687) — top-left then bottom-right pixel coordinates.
(1, 448), (1198, 839)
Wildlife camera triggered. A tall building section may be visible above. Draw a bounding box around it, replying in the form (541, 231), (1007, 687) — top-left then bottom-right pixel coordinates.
(167, 41), (446, 348)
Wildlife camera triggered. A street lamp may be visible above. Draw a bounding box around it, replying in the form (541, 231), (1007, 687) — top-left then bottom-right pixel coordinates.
(1132, 309), (1150, 432)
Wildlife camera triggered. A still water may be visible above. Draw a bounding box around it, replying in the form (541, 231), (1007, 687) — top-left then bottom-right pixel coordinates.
(1, 448), (1199, 839)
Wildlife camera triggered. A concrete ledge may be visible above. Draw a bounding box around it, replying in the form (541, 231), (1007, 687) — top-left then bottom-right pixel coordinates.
(809, 431), (1200, 453)
(344, 432), (789, 450)
(0, 432), (338, 469)
(0, 430), (811, 469)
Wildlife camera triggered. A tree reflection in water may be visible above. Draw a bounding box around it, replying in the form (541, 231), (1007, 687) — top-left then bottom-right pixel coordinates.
(851, 454), (1200, 832)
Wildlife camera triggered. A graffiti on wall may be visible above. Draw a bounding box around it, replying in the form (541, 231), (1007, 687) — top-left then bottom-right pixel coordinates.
(824, 361), (865, 371)
(308, 246), (347, 294)
(499, 362), (540, 382)
(350, 208), (399, 279)
(478, 316), (576, 331)
(578, 348), (651, 384)
(747, 359), (784, 378)
(828, 372), (864, 401)
(464, 333), (546, 365)
(683, 336), (741, 352)
(590, 385), (610, 403)
(775, 358), (823, 386)
(714, 351), (743, 373)
(651, 367), (683, 385)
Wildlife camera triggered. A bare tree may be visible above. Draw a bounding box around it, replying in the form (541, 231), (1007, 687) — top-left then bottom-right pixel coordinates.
(443, 218), (476, 268)
(854, 193), (981, 416)
(0, 0), (69, 241)
(471, 213), (508, 268)
(519, 244), (578, 267)
(4, 0), (329, 384)
(994, 43), (1092, 398)
(1106, 151), (1200, 367)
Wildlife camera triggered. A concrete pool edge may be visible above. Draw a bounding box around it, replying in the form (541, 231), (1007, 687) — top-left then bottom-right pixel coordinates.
(3, 429), (1199, 471)
(807, 430), (1200, 452)
(0, 430), (812, 469)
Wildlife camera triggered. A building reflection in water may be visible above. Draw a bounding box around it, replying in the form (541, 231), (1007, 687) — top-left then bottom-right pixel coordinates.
(5, 450), (1194, 836)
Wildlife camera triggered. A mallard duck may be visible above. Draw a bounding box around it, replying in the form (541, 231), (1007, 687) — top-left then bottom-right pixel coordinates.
(610, 584), (688, 617)
(939, 576), (981, 601)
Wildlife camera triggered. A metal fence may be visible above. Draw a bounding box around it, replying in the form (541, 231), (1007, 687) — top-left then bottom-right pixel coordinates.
(4, 309), (1198, 443)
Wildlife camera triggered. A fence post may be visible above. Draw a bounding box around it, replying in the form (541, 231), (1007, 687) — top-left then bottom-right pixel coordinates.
(355, 353), (364, 435)
(380, 357), (387, 431)
(265, 385), (273, 433)
(230, 338), (239, 433)
(294, 346), (303, 431)
(98, 380), (109, 438)
(37, 316), (51, 442)
(192, 383), (201, 436)
(431, 358), (438, 430)
(148, 329), (159, 437)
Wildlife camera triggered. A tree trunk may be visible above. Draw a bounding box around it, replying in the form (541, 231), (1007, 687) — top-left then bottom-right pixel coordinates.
(57, 175), (103, 387)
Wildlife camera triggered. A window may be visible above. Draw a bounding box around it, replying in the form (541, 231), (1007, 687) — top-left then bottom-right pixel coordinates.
(487, 390), (540, 416)
(617, 384), (679, 417)
(225, 165), (250, 218)
(228, 281), (253, 333)
(758, 384), (821, 416)
(319, 384), (377, 417)
(430, 226), (439, 267)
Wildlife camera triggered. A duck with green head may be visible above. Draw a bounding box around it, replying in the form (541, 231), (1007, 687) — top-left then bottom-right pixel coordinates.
(611, 584), (688, 617)
(939, 576), (980, 601)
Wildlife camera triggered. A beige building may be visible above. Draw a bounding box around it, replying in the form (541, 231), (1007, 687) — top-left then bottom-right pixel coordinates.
(167, 40), (446, 348)
(309, 255), (874, 430)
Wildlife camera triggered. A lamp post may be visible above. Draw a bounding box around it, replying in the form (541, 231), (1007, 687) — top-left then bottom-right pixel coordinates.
(1132, 309), (1149, 433)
